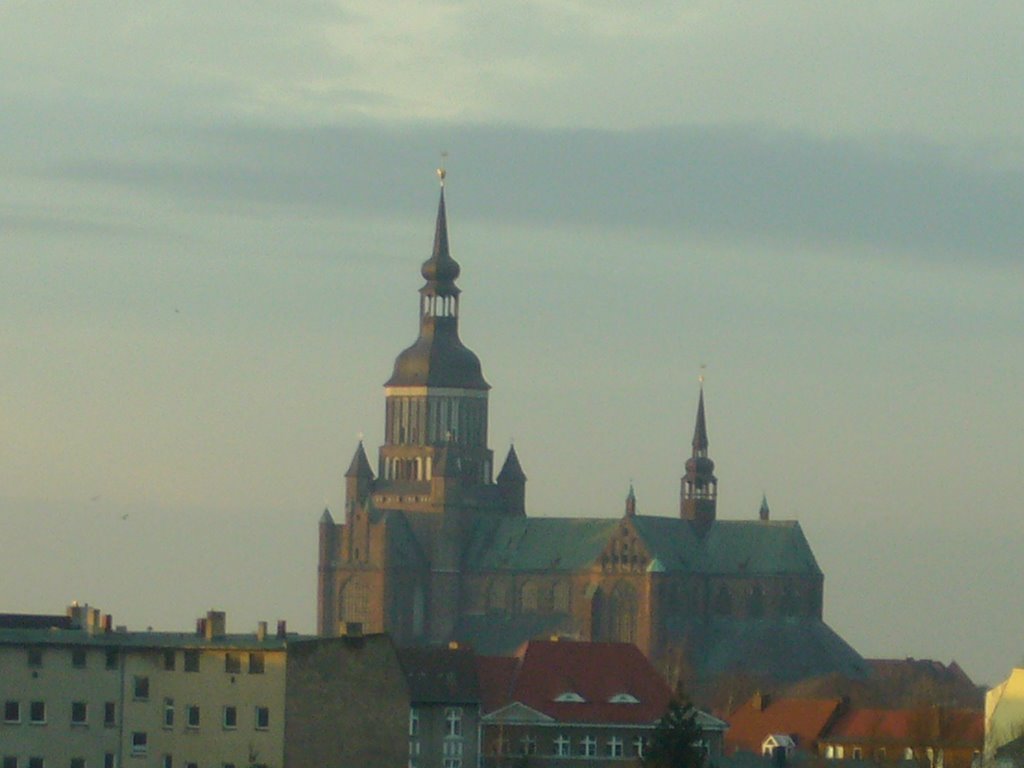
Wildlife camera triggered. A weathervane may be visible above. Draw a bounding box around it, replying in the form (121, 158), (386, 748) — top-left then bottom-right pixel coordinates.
(437, 151), (448, 187)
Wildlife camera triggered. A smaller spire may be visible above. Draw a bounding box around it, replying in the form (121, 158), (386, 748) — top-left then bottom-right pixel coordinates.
(692, 386), (709, 456)
(345, 441), (374, 479)
(625, 483), (636, 517)
(319, 508), (335, 525)
(497, 444), (526, 483)
(759, 494), (770, 521)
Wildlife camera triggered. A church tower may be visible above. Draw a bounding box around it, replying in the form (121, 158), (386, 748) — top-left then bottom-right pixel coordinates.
(680, 387), (717, 533)
(377, 172), (493, 493)
(321, 170), (525, 643)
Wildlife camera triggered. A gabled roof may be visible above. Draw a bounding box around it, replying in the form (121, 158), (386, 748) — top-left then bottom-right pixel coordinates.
(726, 694), (845, 755)
(464, 514), (820, 576)
(825, 707), (983, 747)
(464, 517), (620, 571)
(478, 640), (674, 725)
(397, 646), (480, 705)
(631, 516), (822, 576)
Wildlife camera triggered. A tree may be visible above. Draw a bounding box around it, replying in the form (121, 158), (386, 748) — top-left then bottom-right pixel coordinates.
(643, 700), (708, 768)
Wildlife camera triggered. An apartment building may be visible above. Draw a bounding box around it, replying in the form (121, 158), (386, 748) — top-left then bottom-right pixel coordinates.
(0, 605), (408, 768)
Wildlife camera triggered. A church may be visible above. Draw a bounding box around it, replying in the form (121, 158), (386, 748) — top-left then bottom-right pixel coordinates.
(317, 176), (866, 688)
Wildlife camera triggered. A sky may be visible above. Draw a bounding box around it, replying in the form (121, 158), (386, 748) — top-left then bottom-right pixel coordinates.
(2, 1), (1022, 685)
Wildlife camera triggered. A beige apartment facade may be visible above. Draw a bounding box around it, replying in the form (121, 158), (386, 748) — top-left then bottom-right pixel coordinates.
(0, 605), (409, 768)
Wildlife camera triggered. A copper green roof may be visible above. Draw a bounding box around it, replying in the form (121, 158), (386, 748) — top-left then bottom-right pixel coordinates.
(631, 517), (822, 576)
(464, 515), (820, 576)
(464, 517), (621, 571)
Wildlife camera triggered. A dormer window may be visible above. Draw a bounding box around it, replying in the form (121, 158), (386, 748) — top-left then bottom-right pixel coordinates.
(609, 693), (639, 704)
(554, 692), (585, 703)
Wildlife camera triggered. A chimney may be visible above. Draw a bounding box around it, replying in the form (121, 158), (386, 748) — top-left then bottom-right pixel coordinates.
(205, 611), (226, 640)
(276, 620), (287, 639)
(256, 621), (267, 642)
(196, 617), (207, 637)
(102, 614), (113, 633)
(753, 691), (771, 711)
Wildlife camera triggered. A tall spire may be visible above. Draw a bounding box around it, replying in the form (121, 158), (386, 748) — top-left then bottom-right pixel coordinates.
(422, 183), (459, 285)
(680, 386), (717, 533)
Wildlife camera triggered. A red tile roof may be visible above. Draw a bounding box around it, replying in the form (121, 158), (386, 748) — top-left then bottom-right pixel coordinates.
(827, 708), (982, 747)
(725, 695), (844, 755)
(477, 640), (674, 725)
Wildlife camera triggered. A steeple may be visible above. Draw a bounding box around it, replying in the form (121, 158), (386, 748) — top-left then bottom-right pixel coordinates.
(497, 444), (527, 516)
(385, 177), (489, 391)
(680, 386), (717, 533)
(759, 494), (770, 521)
(625, 483), (636, 517)
(377, 170), (494, 489)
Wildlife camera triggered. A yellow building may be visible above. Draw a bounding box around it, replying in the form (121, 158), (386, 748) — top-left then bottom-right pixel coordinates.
(0, 605), (409, 768)
(986, 669), (1024, 766)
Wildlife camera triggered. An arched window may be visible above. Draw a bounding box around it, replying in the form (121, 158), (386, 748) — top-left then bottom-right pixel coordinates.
(487, 580), (509, 613)
(608, 581), (638, 643)
(552, 581), (570, 613)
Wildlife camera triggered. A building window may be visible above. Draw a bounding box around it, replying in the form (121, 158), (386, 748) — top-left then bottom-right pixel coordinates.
(633, 736), (648, 757)
(223, 705), (237, 729)
(853, 748), (862, 760)
(71, 648), (87, 668)
(70, 759), (85, 768)
(163, 699), (174, 728)
(2, 757), (16, 768)
(186, 705), (200, 729)
(3, 701), (19, 723)
(554, 735), (571, 757)
(162, 756), (172, 768)
(837, 746), (845, 759)
(608, 736), (624, 757)
(520, 736), (537, 755)
(28, 760), (43, 768)
(133, 676), (149, 700)
(71, 701), (87, 725)
(186, 763), (197, 768)
(104, 702), (116, 727)
(224, 652), (241, 673)
(104, 754), (115, 768)
(444, 707), (462, 737)
(163, 650), (176, 671)
(27, 649), (43, 668)
(255, 706), (270, 730)
(130, 733), (147, 756)
(183, 650), (199, 672)
(248, 653), (264, 674)
(105, 650), (118, 670)
(878, 748), (887, 761)
(580, 736), (597, 757)
(409, 708), (420, 736)
(443, 740), (462, 768)
(905, 748), (915, 761)
(826, 745), (835, 759)
(29, 701), (45, 724)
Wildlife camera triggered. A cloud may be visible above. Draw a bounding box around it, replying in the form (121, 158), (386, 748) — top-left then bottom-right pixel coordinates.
(36, 120), (1024, 264)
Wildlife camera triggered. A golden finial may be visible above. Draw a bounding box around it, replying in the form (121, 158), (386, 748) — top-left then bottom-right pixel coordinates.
(437, 151), (448, 187)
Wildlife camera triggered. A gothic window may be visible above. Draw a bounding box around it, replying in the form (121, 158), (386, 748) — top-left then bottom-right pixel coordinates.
(608, 581), (638, 643)
(487, 580), (509, 613)
(779, 585), (798, 616)
(340, 578), (369, 624)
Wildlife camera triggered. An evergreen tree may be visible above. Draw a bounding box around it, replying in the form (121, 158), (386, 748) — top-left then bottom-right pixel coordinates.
(642, 700), (707, 768)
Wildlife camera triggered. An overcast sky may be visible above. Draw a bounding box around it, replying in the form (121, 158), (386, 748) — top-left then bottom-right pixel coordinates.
(2, 2), (1022, 685)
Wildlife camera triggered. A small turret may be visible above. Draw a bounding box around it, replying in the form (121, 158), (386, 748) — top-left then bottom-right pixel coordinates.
(625, 484), (636, 517)
(496, 444), (527, 516)
(759, 494), (770, 521)
(345, 442), (375, 521)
